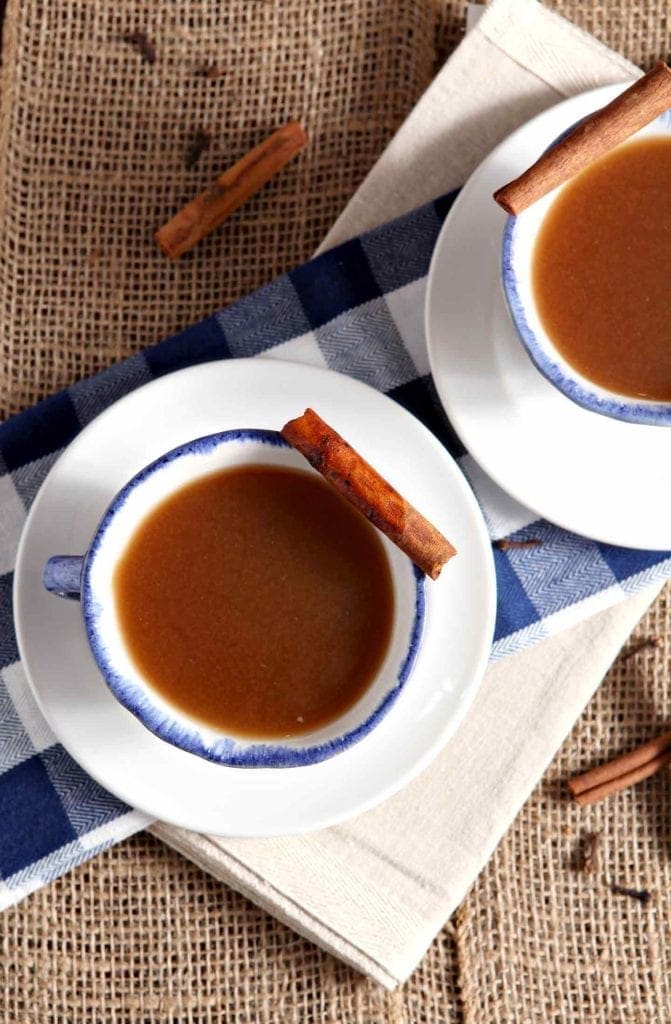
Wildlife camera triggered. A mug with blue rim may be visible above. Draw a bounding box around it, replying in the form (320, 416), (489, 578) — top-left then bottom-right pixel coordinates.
(501, 108), (671, 427)
(43, 428), (425, 769)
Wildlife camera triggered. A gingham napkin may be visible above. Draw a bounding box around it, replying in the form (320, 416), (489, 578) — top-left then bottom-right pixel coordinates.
(2, 152), (670, 901)
(1, 0), (668, 987)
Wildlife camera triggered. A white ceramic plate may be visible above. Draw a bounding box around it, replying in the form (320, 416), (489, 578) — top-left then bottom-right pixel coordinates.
(426, 84), (671, 550)
(14, 358), (495, 836)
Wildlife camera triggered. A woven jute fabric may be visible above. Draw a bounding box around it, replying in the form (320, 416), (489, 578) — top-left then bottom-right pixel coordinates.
(459, 581), (671, 1024)
(0, 0), (437, 418)
(0, 1), (670, 1021)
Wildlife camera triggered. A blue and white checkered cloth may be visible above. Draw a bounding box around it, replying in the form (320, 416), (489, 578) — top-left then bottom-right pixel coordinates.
(1, 191), (670, 909)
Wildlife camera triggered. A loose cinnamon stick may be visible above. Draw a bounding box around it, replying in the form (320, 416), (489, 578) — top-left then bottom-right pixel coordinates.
(568, 728), (671, 806)
(281, 409), (456, 580)
(156, 121), (307, 258)
(494, 61), (671, 215)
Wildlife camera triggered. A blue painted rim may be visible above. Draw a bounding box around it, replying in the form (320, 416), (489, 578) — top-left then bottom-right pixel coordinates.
(81, 428), (426, 769)
(501, 112), (671, 427)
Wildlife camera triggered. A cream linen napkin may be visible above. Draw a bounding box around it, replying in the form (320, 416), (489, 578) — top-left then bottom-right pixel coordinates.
(151, 0), (661, 988)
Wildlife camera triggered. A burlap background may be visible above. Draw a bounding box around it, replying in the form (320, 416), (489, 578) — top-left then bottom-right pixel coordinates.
(0, 1), (669, 1021)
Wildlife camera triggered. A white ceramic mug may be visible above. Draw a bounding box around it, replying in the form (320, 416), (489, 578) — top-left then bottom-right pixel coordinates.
(43, 428), (425, 768)
(501, 109), (671, 427)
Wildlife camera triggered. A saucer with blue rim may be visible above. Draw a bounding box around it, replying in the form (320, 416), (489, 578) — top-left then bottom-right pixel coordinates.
(14, 358), (495, 837)
(426, 83), (671, 551)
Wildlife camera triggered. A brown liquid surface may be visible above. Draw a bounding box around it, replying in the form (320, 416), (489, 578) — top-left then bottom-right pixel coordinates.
(113, 465), (394, 738)
(532, 136), (671, 401)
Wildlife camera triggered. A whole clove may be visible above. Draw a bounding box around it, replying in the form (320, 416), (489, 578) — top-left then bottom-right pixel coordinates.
(621, 636), (662, 662)
(611, 883), (652, 906)
(199, 65), (226, 80)
(578, 831), (602, 875)
(184, 129), (212, 169)
(122, 31), (157, 64)
(493, 538), (543, 551)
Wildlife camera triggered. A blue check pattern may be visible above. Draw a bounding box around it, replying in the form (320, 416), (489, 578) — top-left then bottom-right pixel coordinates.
(0, 191), (670, 909)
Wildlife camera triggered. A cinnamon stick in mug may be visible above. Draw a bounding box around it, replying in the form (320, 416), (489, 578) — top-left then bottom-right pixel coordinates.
(281, 408), (456, 579)
(494, 62), (671, 215)
(156, 121), (307, 258)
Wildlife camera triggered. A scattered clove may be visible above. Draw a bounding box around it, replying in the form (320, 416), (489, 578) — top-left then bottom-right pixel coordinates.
(621, 636), (662, 662)
(122, 31), (157, 64)
(611, 883), (652, 906)
(578, 831), (602, 875)
(184, 129), (212, 169)
(346, 116), (370, 132)
(198, 64), (226, 80)
(493, 537), (543, 551)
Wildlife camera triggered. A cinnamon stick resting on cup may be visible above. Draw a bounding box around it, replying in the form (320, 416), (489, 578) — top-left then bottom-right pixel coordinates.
(156, 121), (307, 258)
(494, 61), (671, 215)
(281, 409), (456, 580)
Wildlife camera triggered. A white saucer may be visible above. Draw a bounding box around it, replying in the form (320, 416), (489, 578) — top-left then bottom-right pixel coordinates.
(426, 84), (671, 550)
(14, 358), (495, 836)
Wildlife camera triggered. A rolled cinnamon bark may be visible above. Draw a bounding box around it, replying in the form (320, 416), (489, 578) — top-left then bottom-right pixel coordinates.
(568, 728), (671, 805)
(156, 121), (307, 258)
(281, 409), (456, 580)
(494, 62), (671, 215)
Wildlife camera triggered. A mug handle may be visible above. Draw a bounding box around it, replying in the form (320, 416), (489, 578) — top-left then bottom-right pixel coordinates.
(43, 556), (84, 600)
